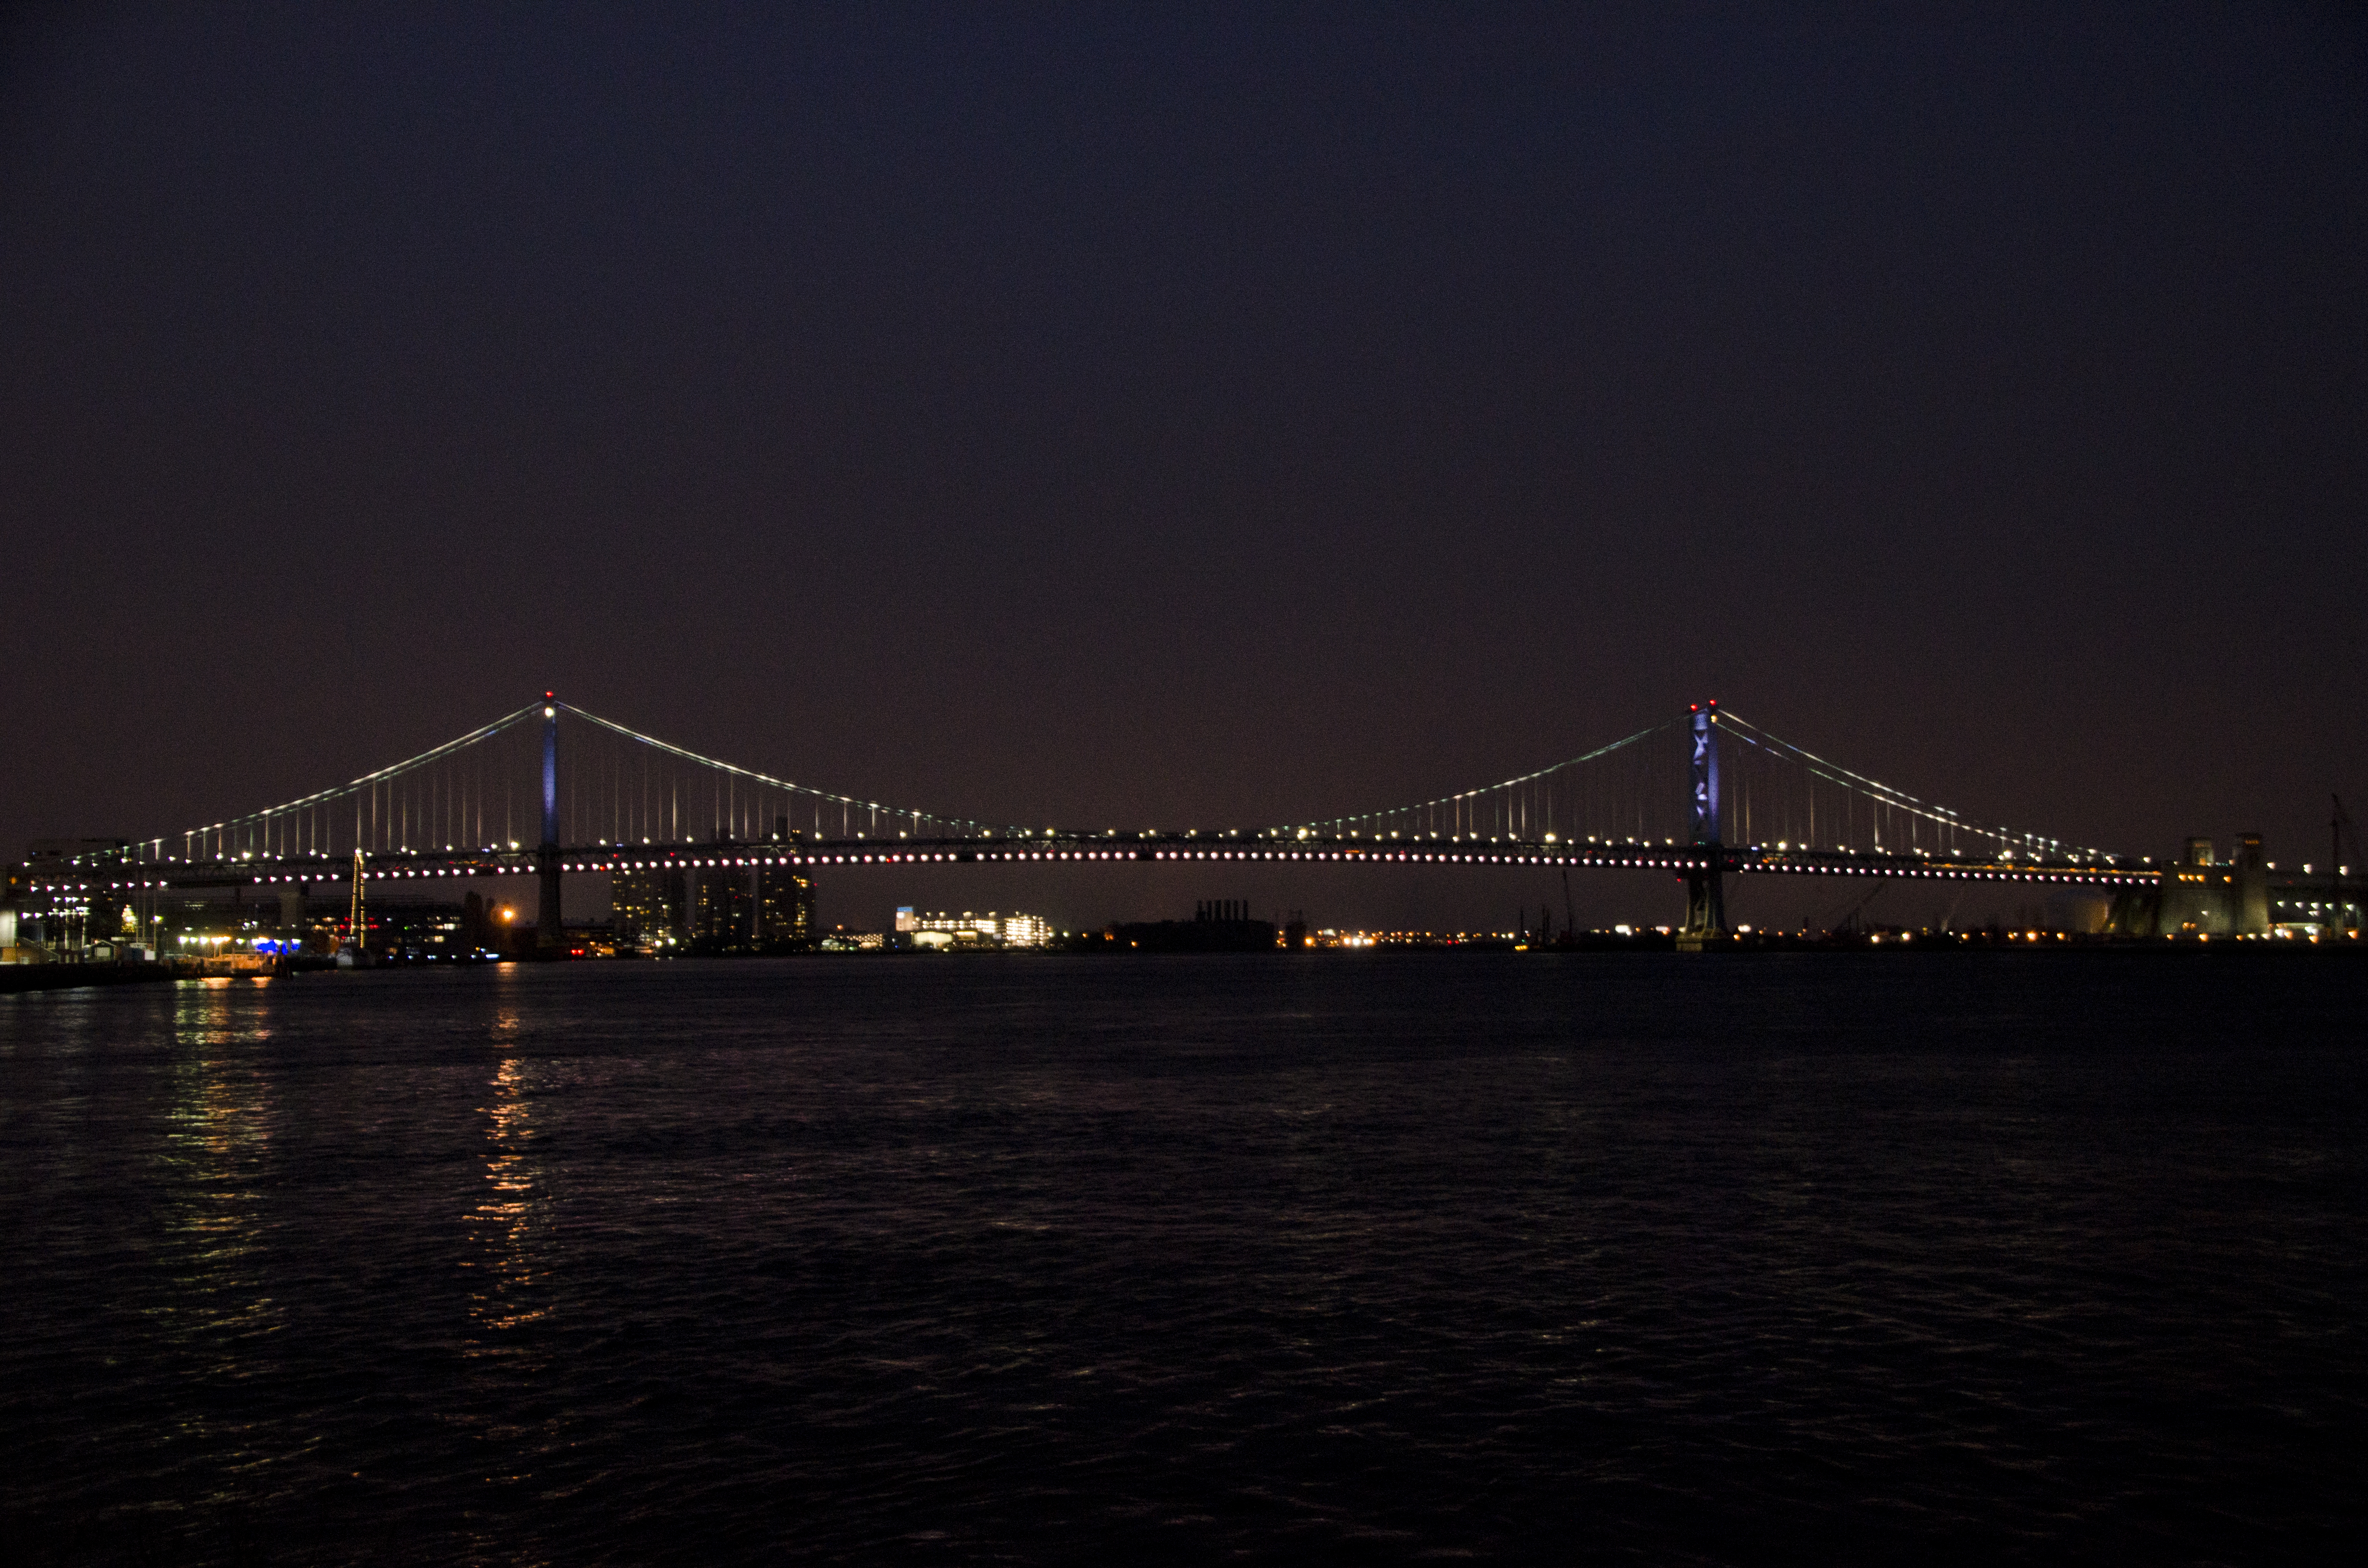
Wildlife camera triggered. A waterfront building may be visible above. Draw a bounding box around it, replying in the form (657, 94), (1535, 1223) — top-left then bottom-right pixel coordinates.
(1106, 901), (1276, 953)
(694, 862), (751, 953)
(894, 908), (1052, 948)
(613, 864), (688, 950)
(757, 862), (815, 950)
(2104, 833), (2361, 937)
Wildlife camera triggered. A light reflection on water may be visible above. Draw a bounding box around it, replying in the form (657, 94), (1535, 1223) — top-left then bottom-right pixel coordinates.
(467, 1050), (550, 1336)
(158, 983), (281, 1364)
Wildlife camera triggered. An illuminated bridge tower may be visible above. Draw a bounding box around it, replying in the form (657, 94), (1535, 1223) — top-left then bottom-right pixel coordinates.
(537, 694), (564, 952)
(1679, 700), (1728, 949)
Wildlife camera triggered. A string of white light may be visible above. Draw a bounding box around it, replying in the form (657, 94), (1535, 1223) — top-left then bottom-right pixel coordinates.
(131, 702), (544, 862)
(557, 703), (1016, 838)
(1719, 711), (2110, 862)
(1278, 719), (1679, 837)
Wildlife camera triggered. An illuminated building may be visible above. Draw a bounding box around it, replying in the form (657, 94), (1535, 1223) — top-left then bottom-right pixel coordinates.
(694, 861), (751, 953)
(2108, 834), (2278, 937)
(757, 861), (814, 949)
(895, 908), (1051, 948)
(613, 865), (687, 949)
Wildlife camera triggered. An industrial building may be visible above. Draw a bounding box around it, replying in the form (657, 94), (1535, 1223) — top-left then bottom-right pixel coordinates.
(2107, 835), (2361, 938)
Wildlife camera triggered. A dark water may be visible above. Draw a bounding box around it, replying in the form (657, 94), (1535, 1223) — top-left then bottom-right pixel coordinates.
(3, 955), (2361, 1564)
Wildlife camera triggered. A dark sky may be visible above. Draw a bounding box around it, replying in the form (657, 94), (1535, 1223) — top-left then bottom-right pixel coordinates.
(5, 2), (2363, 929)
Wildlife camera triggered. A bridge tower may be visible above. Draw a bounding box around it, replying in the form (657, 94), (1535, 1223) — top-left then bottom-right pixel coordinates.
(1679, 700), (1727, 948)
(536, 695), (564, 952)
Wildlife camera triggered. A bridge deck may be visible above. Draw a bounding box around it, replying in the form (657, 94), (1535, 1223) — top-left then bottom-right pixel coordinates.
(34, 833), (2168, 893)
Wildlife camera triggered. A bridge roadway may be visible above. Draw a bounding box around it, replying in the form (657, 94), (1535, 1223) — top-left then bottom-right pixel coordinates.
(33, 833), (2161, 895)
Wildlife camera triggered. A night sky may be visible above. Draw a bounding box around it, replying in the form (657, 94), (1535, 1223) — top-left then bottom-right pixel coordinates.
(5, 4), (2363, 931)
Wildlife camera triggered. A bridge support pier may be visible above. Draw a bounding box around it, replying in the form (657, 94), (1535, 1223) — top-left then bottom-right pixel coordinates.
(1677, 700), (1729, 951)
(536, 697), (565, 954)
(1679, 865), (1727, 951)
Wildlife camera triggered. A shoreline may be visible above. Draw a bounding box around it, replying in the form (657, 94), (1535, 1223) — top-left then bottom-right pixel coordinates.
(9, 939), (2361, 995)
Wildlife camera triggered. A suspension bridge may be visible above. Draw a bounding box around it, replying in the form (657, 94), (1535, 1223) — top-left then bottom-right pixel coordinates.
(26, 695), (2178, 948)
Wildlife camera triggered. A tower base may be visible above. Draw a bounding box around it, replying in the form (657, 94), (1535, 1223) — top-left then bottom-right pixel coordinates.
(1678, 863), (1727, 951)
